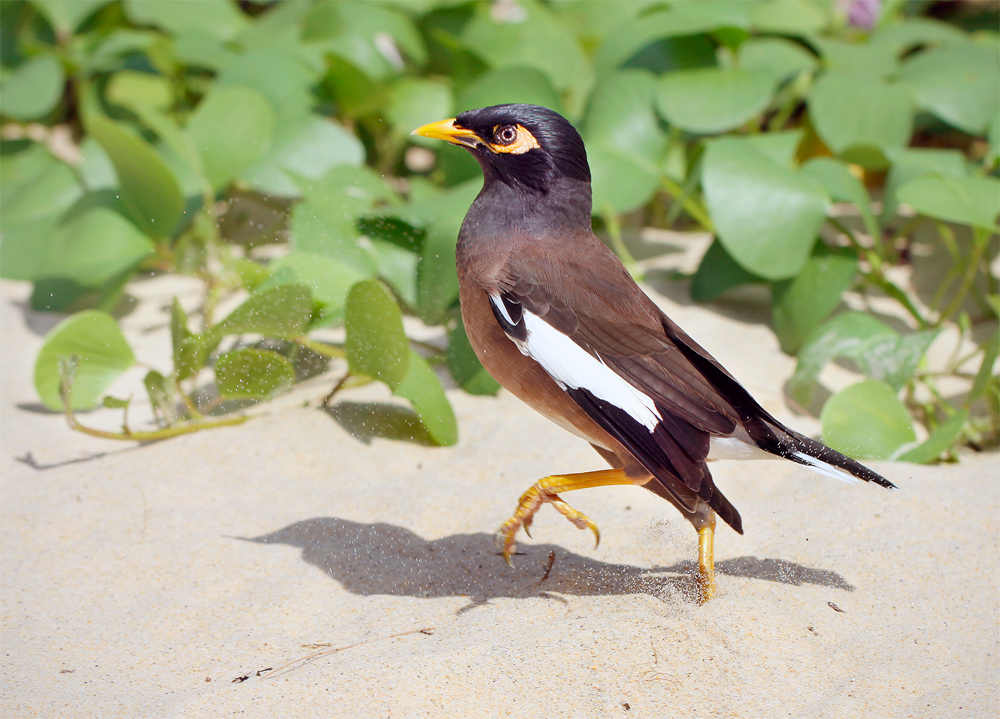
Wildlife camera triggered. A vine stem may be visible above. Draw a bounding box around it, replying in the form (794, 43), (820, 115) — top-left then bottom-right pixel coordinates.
(661, 175), (715, 232)
(65, 406), (250, 441)
(293, 336), (346, 359)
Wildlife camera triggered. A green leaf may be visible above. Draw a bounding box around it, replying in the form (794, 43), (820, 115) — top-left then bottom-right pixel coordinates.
(345, 280), (410, 387)
(702, 137), (829, 279)
(820, 380), (916, 460)
(898, 43), (999, 136)
(447, 316), (500, 396)
(102, 395), (130, 410)
(393, 349), (458, 446)
(969, 330), (999, 404)
(582, 69), (666, 159)
(305, 2), (426, 78)
(144, 369), (174, 423)
(257, 252), (370, 326)
(801, 157), (879, 239)
(215, 349), (296, 400)
(593, 7), (749, 77)
(738, 37), (817, 83)
(656, 67), (774, 134)
(387, 77), (453, 135)
(880, 147), (968, 222)
(461, 0), (590, 98)
(790, 312), (896, 405)
(456, 67), (563, 116)
(34, 310), (136, 410)
(852, 331), (940, 390)
(217, 284), (313, 339)
(0, 154), (82, 280)
(215, 46), (317, 125)
(370, 239), (418, 309)
(290, 166), (392, 274)
(690, 239), (765, 302)
(0, 54), (64, 120)
(810, 38), (899, 79)
(85, 113), (184, 239)
(896, 409), (968, 464)
(416, 220), (461, 325)
(771, 247), (858, 355)
(105, 70), (172, 111)
(32, 0), (109, 34)
(872, 18), (968, 55)
(185, 85), (275, 192)
(588, 142), (663, 215)
(170, 299), (204, 381)
(741, 130), (804, 167)
(124, 0), (248, 40)
(808, 71), (913, 168)
(240, 115), (365, 198)
(790, 312), (938, 405)
(896, 174), (1000, 231)
(752, 0), (828, 34)
(39, 207), (154, 286)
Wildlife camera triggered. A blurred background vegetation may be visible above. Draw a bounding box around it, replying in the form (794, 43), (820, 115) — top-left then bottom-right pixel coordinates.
(1, 0), (997, 460)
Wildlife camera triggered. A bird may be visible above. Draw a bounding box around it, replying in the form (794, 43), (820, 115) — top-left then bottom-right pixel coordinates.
(412, 104), (895, 603)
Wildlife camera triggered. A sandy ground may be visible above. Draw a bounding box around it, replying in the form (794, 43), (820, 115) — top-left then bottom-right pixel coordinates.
(1, 276), (997, 719)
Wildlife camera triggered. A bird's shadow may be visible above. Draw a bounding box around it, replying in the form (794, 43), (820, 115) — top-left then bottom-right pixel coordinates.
(245, 517), (854, 612)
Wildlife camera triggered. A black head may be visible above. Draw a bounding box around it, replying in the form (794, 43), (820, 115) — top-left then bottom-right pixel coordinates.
(413, 104), (590, 193)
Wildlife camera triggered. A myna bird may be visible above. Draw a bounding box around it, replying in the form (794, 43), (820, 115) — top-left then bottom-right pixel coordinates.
(412, 104), (895, 602)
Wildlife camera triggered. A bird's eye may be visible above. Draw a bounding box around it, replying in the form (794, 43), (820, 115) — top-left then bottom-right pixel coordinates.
(494, 125), (518, 145)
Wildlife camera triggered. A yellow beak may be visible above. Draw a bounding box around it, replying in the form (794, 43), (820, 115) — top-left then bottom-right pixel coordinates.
(411, 118), (481, 148)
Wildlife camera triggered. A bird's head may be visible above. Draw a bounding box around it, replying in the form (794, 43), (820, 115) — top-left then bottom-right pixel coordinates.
(412, 104), (590, 193)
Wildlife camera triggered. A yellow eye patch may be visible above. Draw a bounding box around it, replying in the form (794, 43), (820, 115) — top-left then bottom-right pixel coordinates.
(488, 124), (541, 155)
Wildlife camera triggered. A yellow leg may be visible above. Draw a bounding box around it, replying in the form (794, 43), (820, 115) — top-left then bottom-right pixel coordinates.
(498, 468), (641, 565)
(697, 513), (717, 603)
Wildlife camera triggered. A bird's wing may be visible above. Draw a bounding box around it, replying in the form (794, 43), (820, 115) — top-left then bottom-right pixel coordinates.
(487, 244), (768, 530)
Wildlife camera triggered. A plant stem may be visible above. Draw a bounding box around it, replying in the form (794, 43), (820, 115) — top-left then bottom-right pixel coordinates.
(294, 336), (346, 359)
(64, 406), (249, 441)
(938, 226), (991, 326)
(661, 175), (715, 232)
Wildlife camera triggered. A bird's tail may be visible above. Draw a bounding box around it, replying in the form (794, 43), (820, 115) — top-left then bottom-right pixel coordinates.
(778, 427), (897, 489)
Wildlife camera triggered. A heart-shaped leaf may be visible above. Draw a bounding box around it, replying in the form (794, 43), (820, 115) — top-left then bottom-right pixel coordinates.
(215, 349), (296, 400)
(896, 174), (1000, 231)
(34, 310), (136, 410)
(821, 380), (916, 460)
(186, 85), (276, 192)
(809, 71), (913, 168)
(217, 284), (314, 339)
(345, 280), (410, 387)
(393, 349), (458, 446)
(771, 247), (859, 355)
(447, 316), (500, 396)
(85, 113), (184, 239)
(898, 43), (999, 136)
(702, 137), (829, 279)
(656, 67), (774, 134)
(0, 54), (65, 120)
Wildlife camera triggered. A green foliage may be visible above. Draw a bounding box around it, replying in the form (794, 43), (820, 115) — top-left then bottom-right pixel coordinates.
(3, 0), (996, 460)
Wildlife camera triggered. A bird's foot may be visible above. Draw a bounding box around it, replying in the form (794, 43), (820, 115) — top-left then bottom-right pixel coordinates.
(498, 482), (600, 565)
(696, 517), (717, 604)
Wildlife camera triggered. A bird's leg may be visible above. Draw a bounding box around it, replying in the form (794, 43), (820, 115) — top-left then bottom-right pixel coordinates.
(696, 512), (717, 604)
(498, 467), (641, 564)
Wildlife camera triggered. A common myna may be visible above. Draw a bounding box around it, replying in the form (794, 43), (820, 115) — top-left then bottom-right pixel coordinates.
(413, 104), (894, 602)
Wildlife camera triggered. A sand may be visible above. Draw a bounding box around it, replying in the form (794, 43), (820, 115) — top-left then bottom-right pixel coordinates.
(2, 276), (997, 719)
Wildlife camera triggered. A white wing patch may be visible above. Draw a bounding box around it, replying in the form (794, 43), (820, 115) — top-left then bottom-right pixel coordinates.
(490, 294), (661, 431)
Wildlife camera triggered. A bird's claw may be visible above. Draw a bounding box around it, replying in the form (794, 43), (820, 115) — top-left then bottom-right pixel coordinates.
(497, 485), (601, 565)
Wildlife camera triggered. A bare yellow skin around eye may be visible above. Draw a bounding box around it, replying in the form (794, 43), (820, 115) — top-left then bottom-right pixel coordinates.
(488, 124), (541, 155)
